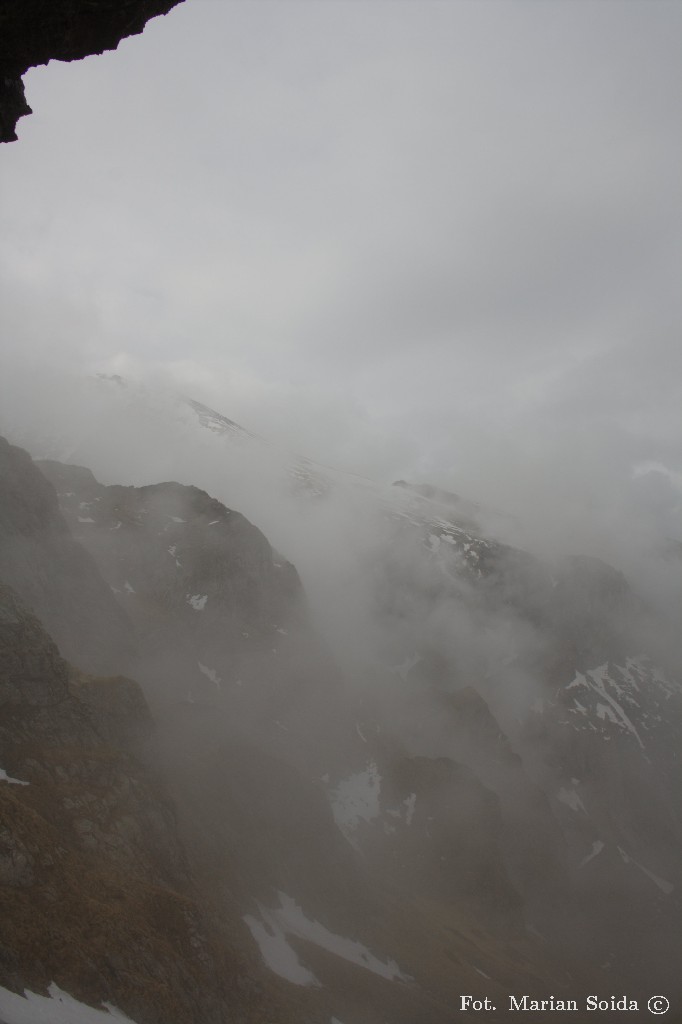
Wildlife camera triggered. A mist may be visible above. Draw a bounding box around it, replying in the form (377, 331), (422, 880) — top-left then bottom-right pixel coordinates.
(1, 361), (679, 735)
(1, 0), (680, 566)
(1, 0), (681, 1019)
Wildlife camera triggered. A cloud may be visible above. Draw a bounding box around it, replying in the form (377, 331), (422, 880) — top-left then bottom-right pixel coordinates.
(0, 0), (679, 553)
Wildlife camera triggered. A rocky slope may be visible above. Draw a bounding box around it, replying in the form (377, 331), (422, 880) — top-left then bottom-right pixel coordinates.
(0, 440), (571, 1023)
(34, 449), (673, 1008)
(1, 424), (680, 1019)
(0, 0), (184, 142)
(34, 458), (566, 975)
(0, 437), (135, 676)
(0, 583), (261, 1024)
(366, 486), (682, 988)
(35, 458), (336, 761)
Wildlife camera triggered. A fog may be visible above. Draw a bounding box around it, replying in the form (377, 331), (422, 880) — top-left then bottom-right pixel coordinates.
(1, 363), (678, 718)
(1, 0), (681, 1015)
(1, 0), (680, 570)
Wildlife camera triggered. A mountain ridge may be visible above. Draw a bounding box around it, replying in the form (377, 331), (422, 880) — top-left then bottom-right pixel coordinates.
(1, 375), (680, 1020)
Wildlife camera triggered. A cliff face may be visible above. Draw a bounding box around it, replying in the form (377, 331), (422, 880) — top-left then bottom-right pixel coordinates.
(0, 437), (136, 676)
(0, 584), (259, 1024)
(37, 458), (314, 715)
(0, 0), (184, 141)
(36, 457), (549, 929)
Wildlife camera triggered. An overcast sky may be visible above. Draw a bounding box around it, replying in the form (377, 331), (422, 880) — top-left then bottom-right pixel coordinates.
(1, 0), (680, 542)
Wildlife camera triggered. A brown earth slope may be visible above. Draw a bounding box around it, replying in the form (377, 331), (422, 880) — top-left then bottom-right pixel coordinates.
(0, 582), (262, 1024)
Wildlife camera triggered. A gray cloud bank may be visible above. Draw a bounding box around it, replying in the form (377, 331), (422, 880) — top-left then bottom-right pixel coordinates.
(0, 0), (680, 578)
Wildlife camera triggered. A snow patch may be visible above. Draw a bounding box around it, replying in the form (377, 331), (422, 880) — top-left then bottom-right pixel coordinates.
(276, 892), (408, 980)
(248, 893), (408, 985)
(403, 792), (417, 826)
(578, 840), (605, 869)
(244, 914), (319, 987)
(557, 787), (586, 814)
(331, 763), (381, 840)
(596, 703), (619, 725)
(197, 662), (221, 688)
(617, 847), (674, 894)
(567, 665), (645, 748)
(123, 581), (135, 594)
(0, 767), (29, 786)
(0, 983), (139, 1024)
(391, 653), (422, 682)
(187, 594), (208, 611)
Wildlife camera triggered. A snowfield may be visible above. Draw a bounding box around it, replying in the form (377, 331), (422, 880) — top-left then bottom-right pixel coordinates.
(245, 892), (408, 986)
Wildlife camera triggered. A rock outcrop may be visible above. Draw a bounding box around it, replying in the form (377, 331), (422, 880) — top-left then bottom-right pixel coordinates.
(0, 437), (136, 675)
(37, 458), (318, 718)
(0, 0), (184, 141)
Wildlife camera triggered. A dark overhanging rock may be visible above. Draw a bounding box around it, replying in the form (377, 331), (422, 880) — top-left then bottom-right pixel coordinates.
(0, 0), (185, 142)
